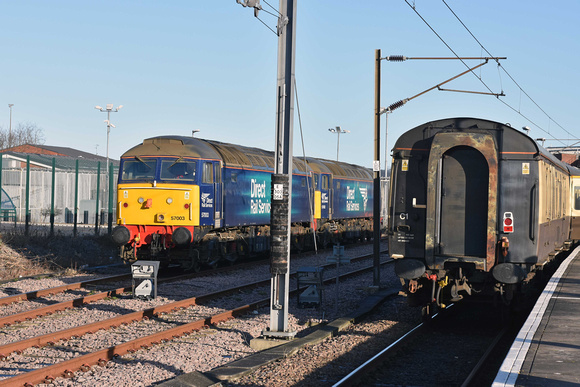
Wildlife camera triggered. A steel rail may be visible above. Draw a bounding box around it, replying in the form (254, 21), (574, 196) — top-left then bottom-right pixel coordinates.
(332, 306), (447, 387)
(1, 261), (391, 387)
(460, 325), (510, 387)
(0, 287), (130, 328)
(332, 322), (426, 387)
(0, 274), (131, 306)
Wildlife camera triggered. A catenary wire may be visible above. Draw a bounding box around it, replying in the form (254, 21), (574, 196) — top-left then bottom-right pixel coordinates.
(294, 78), (318, 253)
(442, 0), (575, 142)
(403, 0), (568, 146)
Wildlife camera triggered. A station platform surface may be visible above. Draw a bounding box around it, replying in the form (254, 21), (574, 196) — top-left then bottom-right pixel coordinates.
(494, 245), (580, 386)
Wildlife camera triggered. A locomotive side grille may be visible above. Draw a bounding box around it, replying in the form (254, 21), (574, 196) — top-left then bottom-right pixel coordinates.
(263, 156), (275, 168)
(248, 154), (267, 168)
(293, 161), (307, 173)
(321, 161), (346, 177)
(213, 144), (252, 168)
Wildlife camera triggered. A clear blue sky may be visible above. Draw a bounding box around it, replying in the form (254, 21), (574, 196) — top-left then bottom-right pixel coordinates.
(2, 1), (579, 168)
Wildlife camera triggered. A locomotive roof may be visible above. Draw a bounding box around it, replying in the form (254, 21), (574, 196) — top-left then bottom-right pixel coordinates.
(121, 136), (222, 160)
(393, 117), (578, 173)
(121, 136), (372, 180)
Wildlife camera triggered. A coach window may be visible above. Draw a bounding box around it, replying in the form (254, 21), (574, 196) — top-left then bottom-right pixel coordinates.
(313, 175), (319, 190)
(575, 186), (580, 210)
(203, 162), (214, 184)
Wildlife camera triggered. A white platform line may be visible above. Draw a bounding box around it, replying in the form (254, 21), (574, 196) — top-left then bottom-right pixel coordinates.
(492, 245), (580, 387)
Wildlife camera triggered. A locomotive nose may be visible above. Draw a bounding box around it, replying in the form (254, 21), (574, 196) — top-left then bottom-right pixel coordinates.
(172, 227), (192, 246)
(112, 225), (131, 246)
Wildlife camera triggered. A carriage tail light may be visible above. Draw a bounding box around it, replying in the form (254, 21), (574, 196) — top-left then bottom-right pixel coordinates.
(503, 212), (514, 233)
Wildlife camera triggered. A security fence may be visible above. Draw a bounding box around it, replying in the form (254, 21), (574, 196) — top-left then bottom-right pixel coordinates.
(0, 158), (118, 234)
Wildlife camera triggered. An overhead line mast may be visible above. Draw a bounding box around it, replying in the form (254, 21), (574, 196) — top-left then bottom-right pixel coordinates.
(237, 0), (297, 340)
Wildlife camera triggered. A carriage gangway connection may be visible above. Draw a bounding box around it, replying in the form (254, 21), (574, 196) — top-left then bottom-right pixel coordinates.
(494, 244), (580, 386)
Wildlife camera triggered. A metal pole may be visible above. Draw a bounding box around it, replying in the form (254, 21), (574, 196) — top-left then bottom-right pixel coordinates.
(336, 129), (340, 161)
(25, 156), (30, 236)
(8, 104), (13, 148)
(106, 110), (110, 186)
(266, 0), (297, 339)
(95, 162), (101, 235)
(50, 158), (55, 236)
(384, 112), (389, 178)
(108, 162), (114, 235)
(373, 49), (381, 288)
(74, 159), (79, 237)
(0, 153), (3, 220)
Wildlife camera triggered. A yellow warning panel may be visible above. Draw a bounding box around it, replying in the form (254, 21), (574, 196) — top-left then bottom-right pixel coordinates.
(402, 160), (409, 172)
(522, 162), (530, 175)
(314, 190), (321, 218)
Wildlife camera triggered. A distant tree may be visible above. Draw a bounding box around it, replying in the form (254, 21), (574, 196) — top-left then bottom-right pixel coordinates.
(0, 121), (46, 149)
(40, 207), (63, 222)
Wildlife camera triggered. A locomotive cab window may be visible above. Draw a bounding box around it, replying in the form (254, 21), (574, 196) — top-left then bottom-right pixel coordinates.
(203, 162), (214, 184)
(313, 175), (319, 190)
(121, 158), (157, 181)
(160, 159), (196, 181)
(321, 175), (329, 190)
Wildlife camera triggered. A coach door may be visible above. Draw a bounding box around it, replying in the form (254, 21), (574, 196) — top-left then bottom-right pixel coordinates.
(320, 173), (332, 219)
(438, 147), (488, 257)
(200, 161), (222, 227)
(571, 177), (580, 240)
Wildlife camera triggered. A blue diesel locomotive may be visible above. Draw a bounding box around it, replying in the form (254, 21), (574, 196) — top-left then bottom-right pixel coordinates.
(112, 136), (373, 269)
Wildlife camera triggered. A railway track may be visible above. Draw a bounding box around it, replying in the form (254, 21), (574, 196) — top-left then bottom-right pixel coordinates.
(332, 302), (512, 387)
(0, 245), (389, 386)
(0, 245), (385, 327)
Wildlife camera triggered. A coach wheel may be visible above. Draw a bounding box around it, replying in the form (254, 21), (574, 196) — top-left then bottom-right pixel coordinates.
(181, 256), (200, 272)
(318, 232), (330, 249)
(421, 302), (437, 323)
(292, 235), (305, 252)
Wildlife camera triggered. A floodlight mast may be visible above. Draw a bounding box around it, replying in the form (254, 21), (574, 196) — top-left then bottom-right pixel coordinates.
(95, 104), (123, 233)
(328, 126), (350, 161)
(8, 104), (14, 148)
